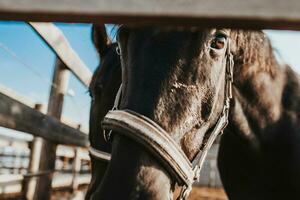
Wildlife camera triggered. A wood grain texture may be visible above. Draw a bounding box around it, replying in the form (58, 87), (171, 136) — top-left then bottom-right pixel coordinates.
(33, 59), (69, 200)
(0, 84), (87, 133)
(22, 105), (43, 200)
(0, 92), (89, 147)
(29, 22), (92, 87)
(0, 0), (300, 29)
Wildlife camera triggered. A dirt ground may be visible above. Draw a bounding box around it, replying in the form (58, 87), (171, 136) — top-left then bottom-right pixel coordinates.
(188, 187), (228, 200)
(51, 186), (228, 200)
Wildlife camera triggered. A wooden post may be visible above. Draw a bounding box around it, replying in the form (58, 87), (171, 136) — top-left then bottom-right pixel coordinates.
(71, 148), (81, 191)
(22, 104), (44, 199)
(71, 125), (82, 191)
(33, 59), (70, 200)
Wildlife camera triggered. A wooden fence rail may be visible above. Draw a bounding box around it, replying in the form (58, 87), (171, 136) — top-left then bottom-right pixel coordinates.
(0, 92), (89, 147)
(0, 0), (300, 30)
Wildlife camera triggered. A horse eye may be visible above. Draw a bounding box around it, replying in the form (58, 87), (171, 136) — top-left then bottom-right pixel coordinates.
(88, 89), (93, 98)
(211, 35), (227, 49)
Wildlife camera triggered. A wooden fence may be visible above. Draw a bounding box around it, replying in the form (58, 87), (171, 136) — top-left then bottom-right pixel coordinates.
(0, 22), (92, 200)
(0, 136), (91, 199)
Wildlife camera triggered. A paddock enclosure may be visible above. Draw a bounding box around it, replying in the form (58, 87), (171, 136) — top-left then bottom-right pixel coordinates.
(0, 0), (299, 199)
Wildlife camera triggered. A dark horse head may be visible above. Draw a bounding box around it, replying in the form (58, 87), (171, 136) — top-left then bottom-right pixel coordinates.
(88, 26), (300, 200)
(90, 27), (234, 199)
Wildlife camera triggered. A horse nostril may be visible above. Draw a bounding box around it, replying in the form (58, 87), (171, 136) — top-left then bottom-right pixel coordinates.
(201, 102), (213, 121)
(129, 183), (172, 200)
(130, 189), (150, 200)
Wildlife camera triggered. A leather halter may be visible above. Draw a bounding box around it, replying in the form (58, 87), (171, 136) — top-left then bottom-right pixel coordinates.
(90, 41), (234, 200)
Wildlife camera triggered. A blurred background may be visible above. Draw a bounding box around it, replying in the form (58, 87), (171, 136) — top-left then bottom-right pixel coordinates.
(0, 21), (300, 199)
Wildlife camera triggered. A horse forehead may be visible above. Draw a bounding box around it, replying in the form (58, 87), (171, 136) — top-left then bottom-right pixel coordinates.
(221, 29), (231, 35)
(127, 27), (203, 38)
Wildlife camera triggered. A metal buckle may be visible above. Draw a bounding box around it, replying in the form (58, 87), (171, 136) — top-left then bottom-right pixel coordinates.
(177, 185), (192, 200)
(193, 165), (201, 182)
(116, 46), (121, 56)
(103, 129), (113, 142)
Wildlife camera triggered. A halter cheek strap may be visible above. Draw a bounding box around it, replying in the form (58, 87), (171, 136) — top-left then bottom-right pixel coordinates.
(88, 84), (122, 160)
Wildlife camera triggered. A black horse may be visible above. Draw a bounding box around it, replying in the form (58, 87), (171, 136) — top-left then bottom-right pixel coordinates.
(87, 26), (300, 200)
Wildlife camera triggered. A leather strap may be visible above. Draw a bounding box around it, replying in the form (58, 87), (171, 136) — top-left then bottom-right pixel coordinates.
(89, 146), (111, 161)
(102, 109), (196, 187)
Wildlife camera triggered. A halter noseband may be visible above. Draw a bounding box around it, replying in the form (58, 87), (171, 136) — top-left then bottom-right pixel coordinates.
(90, 41), (234, 200)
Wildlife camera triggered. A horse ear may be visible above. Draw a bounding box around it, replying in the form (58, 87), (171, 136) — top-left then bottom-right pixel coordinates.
(92, 24), (112, 59)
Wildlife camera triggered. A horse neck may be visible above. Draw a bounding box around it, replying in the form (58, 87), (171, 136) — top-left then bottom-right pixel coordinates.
(230, 61), (287, 138)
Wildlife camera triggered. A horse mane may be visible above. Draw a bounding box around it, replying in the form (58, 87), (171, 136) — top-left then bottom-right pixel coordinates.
(231, 30), (279, 78)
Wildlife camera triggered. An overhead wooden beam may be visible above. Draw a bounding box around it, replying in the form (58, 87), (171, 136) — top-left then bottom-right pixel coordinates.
(0, 91), (89, 147)
(0, 0), (300, 30)
(29, 22), (92, 87)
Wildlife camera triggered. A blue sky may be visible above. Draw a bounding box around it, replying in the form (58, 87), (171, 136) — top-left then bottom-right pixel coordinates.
(0, 22), (102, 133)
(0, 22), (300, 137)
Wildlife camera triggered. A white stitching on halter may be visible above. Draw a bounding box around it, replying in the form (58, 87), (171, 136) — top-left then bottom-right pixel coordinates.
(103, 84), (122, 142)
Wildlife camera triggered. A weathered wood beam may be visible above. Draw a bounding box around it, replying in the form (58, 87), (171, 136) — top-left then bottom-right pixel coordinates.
(22, 105), (43, 199)
(0, 84), (88, 133)
(33, 59), (69, 200)
(0, 91), (89, 147)
(0, 0), (300, 30)
(29, 22), (92, 87)
(0, 84), (36, 109)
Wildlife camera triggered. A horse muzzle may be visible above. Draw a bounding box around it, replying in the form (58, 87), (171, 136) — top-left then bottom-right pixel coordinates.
(102, 109), (215, 200)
